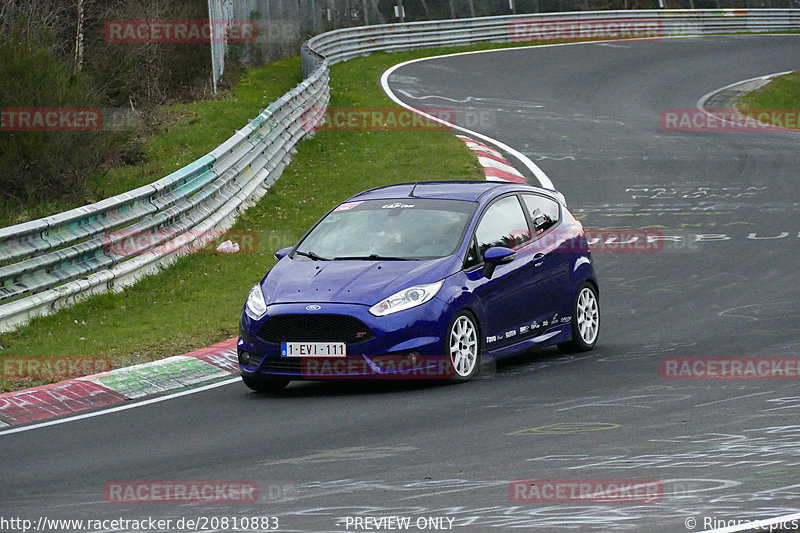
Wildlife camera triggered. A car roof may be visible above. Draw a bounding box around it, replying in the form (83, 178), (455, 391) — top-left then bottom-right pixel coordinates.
(347, 180), (563, 204)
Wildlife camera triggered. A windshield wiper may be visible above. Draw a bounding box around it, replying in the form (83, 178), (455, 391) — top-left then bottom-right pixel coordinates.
(333, 254), (410, 261)
(294, 250), (330, 261)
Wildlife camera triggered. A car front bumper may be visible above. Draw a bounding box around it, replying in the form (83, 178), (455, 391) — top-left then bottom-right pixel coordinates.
(237, 299), (455, 379)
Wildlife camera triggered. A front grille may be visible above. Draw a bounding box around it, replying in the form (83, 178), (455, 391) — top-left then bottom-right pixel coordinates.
(257, 314), (375, 344)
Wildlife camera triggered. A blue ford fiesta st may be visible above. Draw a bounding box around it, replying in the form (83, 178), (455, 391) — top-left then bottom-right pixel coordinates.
(238, 180), (599, 392)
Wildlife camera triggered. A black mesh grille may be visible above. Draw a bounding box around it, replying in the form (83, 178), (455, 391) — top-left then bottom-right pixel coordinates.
(261, 358), (302, 373)
(257, 314), (375, 344)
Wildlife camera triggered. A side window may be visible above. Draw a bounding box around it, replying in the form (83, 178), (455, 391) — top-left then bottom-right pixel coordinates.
(464, 238), (481, 269)
(474, 196), (531, 257)
(522, 194), (560, 235)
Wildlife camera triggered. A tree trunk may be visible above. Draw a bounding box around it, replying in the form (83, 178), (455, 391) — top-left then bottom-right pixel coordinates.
(73, 0), (84, 73)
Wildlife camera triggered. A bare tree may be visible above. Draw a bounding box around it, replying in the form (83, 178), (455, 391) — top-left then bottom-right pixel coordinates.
(73, 0), (85, 72)
(0, 0), (76, 59)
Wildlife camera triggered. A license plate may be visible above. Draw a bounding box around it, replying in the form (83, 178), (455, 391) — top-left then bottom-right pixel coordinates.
(281, 342), (346, 357)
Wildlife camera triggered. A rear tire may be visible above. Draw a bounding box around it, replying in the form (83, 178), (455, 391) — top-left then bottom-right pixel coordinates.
(242, 374), (290, 393)
(557, 282), (599, 353)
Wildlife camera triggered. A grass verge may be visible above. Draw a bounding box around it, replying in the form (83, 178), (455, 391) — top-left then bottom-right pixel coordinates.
(738, 70), (800, 130)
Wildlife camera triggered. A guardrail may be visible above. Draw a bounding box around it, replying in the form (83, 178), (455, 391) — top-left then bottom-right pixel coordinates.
(305, 9), (800, 67)
(1, 9), (799, 332)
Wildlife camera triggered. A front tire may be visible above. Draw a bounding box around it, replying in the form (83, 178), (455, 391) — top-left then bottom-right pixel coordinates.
(558, 282), (599, 353)
(242, 374), (290, 393)
(447, 312), (481, 381)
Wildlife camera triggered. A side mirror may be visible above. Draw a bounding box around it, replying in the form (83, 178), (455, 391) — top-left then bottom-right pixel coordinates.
(482, 246), (516, 279)
(274, 247), (292, 260)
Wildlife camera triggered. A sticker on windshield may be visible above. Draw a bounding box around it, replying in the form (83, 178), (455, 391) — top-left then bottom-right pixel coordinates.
(335, 201), (363, 211)
(381, 202), (415, 209)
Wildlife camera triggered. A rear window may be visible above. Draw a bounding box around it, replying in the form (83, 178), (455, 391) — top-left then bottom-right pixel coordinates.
(521, 193), (560, 235)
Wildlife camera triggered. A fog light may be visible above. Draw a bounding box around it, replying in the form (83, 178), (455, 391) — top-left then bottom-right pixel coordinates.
(238, 348), (261, 367)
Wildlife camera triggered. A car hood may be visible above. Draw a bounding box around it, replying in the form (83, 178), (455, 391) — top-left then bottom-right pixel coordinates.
(262, 255), (461, 306)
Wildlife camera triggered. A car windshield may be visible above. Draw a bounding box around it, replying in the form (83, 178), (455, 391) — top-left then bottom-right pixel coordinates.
(294, 198), (476, 260)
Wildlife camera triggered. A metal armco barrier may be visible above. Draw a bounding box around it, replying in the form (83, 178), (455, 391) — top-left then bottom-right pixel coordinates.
(1, 9), (798, 332)
(304, 9), (800, 68)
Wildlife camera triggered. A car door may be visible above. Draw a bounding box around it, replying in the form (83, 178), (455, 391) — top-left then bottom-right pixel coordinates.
(520, 193), (572, 325)
(465, 194), (553, 349)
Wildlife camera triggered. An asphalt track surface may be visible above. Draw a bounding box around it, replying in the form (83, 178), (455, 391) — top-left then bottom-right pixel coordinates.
(2, 35), (799, 532)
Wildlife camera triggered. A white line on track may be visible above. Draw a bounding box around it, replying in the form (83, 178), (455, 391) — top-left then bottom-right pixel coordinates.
(380, 53), (555, 189)
(0, 376), (241, 436)
(693, 390), (773, 408)
(696, 70), (796, 112)
(380, 36), (691, 191)
(395, 88), (475, 103)
(696, 69), (797, 130)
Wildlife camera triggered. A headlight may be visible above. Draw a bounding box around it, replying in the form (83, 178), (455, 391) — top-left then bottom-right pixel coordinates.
(369, 280), (444, 317)
(245, 284), (268, 318)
